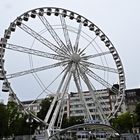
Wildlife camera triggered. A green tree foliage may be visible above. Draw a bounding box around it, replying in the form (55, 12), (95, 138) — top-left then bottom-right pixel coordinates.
(0, 97), (54, 137)
(112, 112), (136, 133)
(7, 101), (24, 136)
(135, 103), (140, 125)
(0, 101), (26, 137)
(37, 97), (53, 120)
(6, 101), (38, 136)
(135, 103), (140, 115)
(61, 115), (84, 128)
(0, 103), (8, 137)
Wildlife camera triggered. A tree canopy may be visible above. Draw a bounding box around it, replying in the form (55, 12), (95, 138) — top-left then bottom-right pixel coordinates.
(0, 103), (8, 137)
(0, 98), (140, 138)
(135, 103), (140, 125)
(112, 112), (137, 133)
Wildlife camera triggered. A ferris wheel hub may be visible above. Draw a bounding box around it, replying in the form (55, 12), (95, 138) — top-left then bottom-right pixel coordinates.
(71, 53), (81, 63)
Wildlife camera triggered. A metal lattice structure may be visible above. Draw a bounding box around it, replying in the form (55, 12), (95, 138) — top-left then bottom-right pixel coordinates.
(0, 7), (125, 137)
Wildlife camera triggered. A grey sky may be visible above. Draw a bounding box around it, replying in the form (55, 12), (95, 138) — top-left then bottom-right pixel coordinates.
(0, 0), (140, 103)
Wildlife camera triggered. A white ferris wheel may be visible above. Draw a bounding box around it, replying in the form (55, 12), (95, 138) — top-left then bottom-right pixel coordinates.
(0, 7), (125, 135)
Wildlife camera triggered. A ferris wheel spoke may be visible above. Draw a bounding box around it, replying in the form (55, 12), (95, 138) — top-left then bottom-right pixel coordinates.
(6, 60), (68, 79)
(79, 36), (97, 55)
(48, 65), (73, 129)
(78, 65), (109, 124)
(44, 64), (72, 124)
(81, 66), (119, 94)
(18, 23), (66, 55)
(81, 61), (118, 73)
(74, 23), (82, 53)
(84, 79), (111, 114)
(62, 70), (72, 93)
(56, 64), (72, 94)
(60, 15), (73, 53)
(38, 15), (69, 55)
(81, 51), (110, 60)
(6, 43), (68, 60)
(73, 69), (93, 120)
(26, 65), (70, 112)
(9, 92), (46, 124)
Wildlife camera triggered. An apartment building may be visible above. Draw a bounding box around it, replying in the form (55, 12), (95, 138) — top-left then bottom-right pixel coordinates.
(125, 88), (140, 112)
(21, 99), (42, 115)
(9, 87), (137, 119)
(66, 88), (118, 119)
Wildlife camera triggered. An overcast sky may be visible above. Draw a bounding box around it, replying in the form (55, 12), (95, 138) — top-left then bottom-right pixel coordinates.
(0, 0), (140, 103)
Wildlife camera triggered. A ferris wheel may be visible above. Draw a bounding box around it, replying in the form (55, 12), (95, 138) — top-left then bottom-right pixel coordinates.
(0, 7), (125, 132)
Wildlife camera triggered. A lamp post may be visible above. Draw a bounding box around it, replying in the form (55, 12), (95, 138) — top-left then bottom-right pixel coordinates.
(130, 113), (134, 133)
(26, 116), (33, 140)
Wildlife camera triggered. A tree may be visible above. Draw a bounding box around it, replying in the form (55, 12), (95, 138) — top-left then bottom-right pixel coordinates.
(6, 101), (37, 136)
(61, 115), (84, 128)
(135, 103), (140, 125)
(112, 112), (136, 133)
(37, 97), (53, 120)
(0, 103), (8, 137)
(135, 103), (140, 115)
(7, 101), (24, 136)
(0, 101), (30, 137)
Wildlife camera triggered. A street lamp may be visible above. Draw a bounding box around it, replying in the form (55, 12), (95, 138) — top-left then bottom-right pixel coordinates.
(26, 116), (34, 140)
(130, 113), (134, 133)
